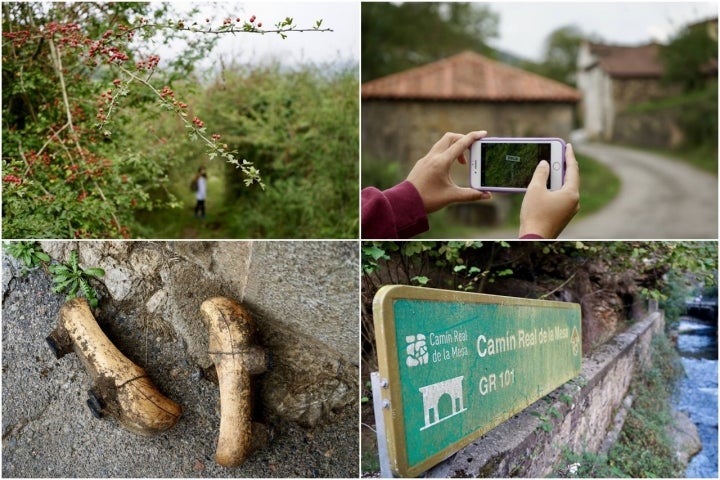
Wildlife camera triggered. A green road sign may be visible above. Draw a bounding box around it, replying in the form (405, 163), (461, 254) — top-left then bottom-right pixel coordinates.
(373, 285), (582, 477)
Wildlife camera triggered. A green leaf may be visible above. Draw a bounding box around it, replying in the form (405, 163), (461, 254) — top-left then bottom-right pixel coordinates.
(67, 280), (79, 297)
(49, 264), (70, 275)
(411, 275), (429, 286)
(362, 245), (388, 261)
(83, 267), (105, 277)
(53, 277), (75, 291)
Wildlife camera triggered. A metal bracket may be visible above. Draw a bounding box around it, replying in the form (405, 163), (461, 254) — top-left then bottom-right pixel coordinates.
(371, 371), (393, 478)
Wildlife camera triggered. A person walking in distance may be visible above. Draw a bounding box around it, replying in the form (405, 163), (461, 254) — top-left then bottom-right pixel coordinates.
(194, 166), (207, 219)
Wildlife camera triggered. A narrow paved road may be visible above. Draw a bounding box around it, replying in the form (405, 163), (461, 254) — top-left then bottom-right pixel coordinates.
(560, 143), (717, 239)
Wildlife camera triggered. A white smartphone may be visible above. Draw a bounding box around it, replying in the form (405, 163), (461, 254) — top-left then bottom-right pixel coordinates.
(469, 137), (566, 192)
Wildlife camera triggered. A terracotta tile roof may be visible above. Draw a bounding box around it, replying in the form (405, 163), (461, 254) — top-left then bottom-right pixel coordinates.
(362, 51), (581, 102)
(587, 42), (665, 78)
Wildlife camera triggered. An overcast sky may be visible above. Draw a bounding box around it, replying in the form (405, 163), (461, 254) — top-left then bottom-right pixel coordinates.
(487, 1), (718, 61)
(166, 2), (716, 69)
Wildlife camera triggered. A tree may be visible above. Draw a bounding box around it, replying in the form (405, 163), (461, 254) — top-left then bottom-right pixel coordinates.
(520, 25), (597, 86)
(540, 25), (588, 86)
(361, 2), (499, 82)
(661, 19), (718, 91)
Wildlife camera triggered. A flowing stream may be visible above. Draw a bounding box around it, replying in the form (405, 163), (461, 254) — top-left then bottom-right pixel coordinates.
(673, 316), (718, 478)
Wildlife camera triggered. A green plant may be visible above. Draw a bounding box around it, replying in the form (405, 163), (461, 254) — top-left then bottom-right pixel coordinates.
(607, 334), (684, 477)
(529, 410), (553, 433)
(49, 250), (105, 308)
(554, 334), (684, 477)
(554, 447), (624, 478)
(3, 241), (51, 271)
(2, 3), (330, 238)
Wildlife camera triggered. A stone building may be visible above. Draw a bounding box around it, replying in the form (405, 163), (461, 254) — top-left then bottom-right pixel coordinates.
(362, 51), (581, 173)
(576, 42), (678, 141)
(577, 17), (717, 143)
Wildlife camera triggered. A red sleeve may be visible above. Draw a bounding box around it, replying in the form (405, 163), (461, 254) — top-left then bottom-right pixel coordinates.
(361, 181), (429, 239)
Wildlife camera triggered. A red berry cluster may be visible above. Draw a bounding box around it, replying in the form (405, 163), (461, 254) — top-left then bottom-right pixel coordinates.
(136, 54), (160, 70)
(22, 150), (53, 168)
(211, 134), (222, 140)
(158, 86), (190, 110)
(106, 48), (129, 64)
(97, 87), (116, 118)
(2, 175), (22, 185)
(87, 34), (131, 66)
(192, 117), (205, 128)
(160, 86), (175, 99)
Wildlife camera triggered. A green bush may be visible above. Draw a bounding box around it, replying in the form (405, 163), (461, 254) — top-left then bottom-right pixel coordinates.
(139, 63), (359, 238)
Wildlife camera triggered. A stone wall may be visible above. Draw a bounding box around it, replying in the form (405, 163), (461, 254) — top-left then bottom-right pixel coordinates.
(362, 100), (577, 177)
(37, 240), (358, 427)
(613, 108), (686, 148)
(612, 78), (680, 114)
(427, 309), (664, 477)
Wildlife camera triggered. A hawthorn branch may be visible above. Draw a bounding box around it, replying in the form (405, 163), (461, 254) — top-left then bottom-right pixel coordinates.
(116, 64), (264, 189)
(37, 121), (71, 157)
(18, 142), (53, 197)
(48, 38), (77, 144)
(49, 36), (121, 234)
(126, 22), (333, 37)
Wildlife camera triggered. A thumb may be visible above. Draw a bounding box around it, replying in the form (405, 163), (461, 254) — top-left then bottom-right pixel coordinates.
(451, 187), (492, 203)
(528, 160), (550, 189)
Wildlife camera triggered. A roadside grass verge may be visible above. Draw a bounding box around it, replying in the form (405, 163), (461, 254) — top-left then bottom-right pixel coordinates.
(621, 83), (717, 175)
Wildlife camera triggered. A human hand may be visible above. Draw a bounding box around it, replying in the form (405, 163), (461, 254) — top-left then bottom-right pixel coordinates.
(519, 143), (580, 238)
(406, 131), (493, 214)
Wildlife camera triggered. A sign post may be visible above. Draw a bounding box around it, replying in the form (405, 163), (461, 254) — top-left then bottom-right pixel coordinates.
(372, 285), (582, 477)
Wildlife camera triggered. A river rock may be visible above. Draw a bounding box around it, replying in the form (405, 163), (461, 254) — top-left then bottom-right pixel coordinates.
(670, 410), (702, 465)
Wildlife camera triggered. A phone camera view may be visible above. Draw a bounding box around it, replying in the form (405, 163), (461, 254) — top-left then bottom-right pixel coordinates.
(481, 143), (551, 188)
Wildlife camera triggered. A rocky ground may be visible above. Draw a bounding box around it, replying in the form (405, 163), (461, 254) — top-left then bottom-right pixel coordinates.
(2, 249), (359, 478)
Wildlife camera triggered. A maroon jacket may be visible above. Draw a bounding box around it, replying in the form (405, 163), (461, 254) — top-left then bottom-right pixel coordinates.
(362, 181), (544, 239)
(361, 181), (428, 239)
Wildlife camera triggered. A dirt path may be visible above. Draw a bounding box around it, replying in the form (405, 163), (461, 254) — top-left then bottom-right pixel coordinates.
(561, 143), (717, 239)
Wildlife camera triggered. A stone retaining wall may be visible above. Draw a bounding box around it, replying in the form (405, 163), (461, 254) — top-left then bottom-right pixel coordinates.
(428, 309), (664, 477)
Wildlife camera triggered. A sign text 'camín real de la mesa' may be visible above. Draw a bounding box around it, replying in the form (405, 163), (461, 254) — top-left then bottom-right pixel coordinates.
(373, 285), (582, 477)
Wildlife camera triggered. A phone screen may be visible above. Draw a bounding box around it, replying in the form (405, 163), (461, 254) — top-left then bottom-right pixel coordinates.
(480, 142), (552, 188)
